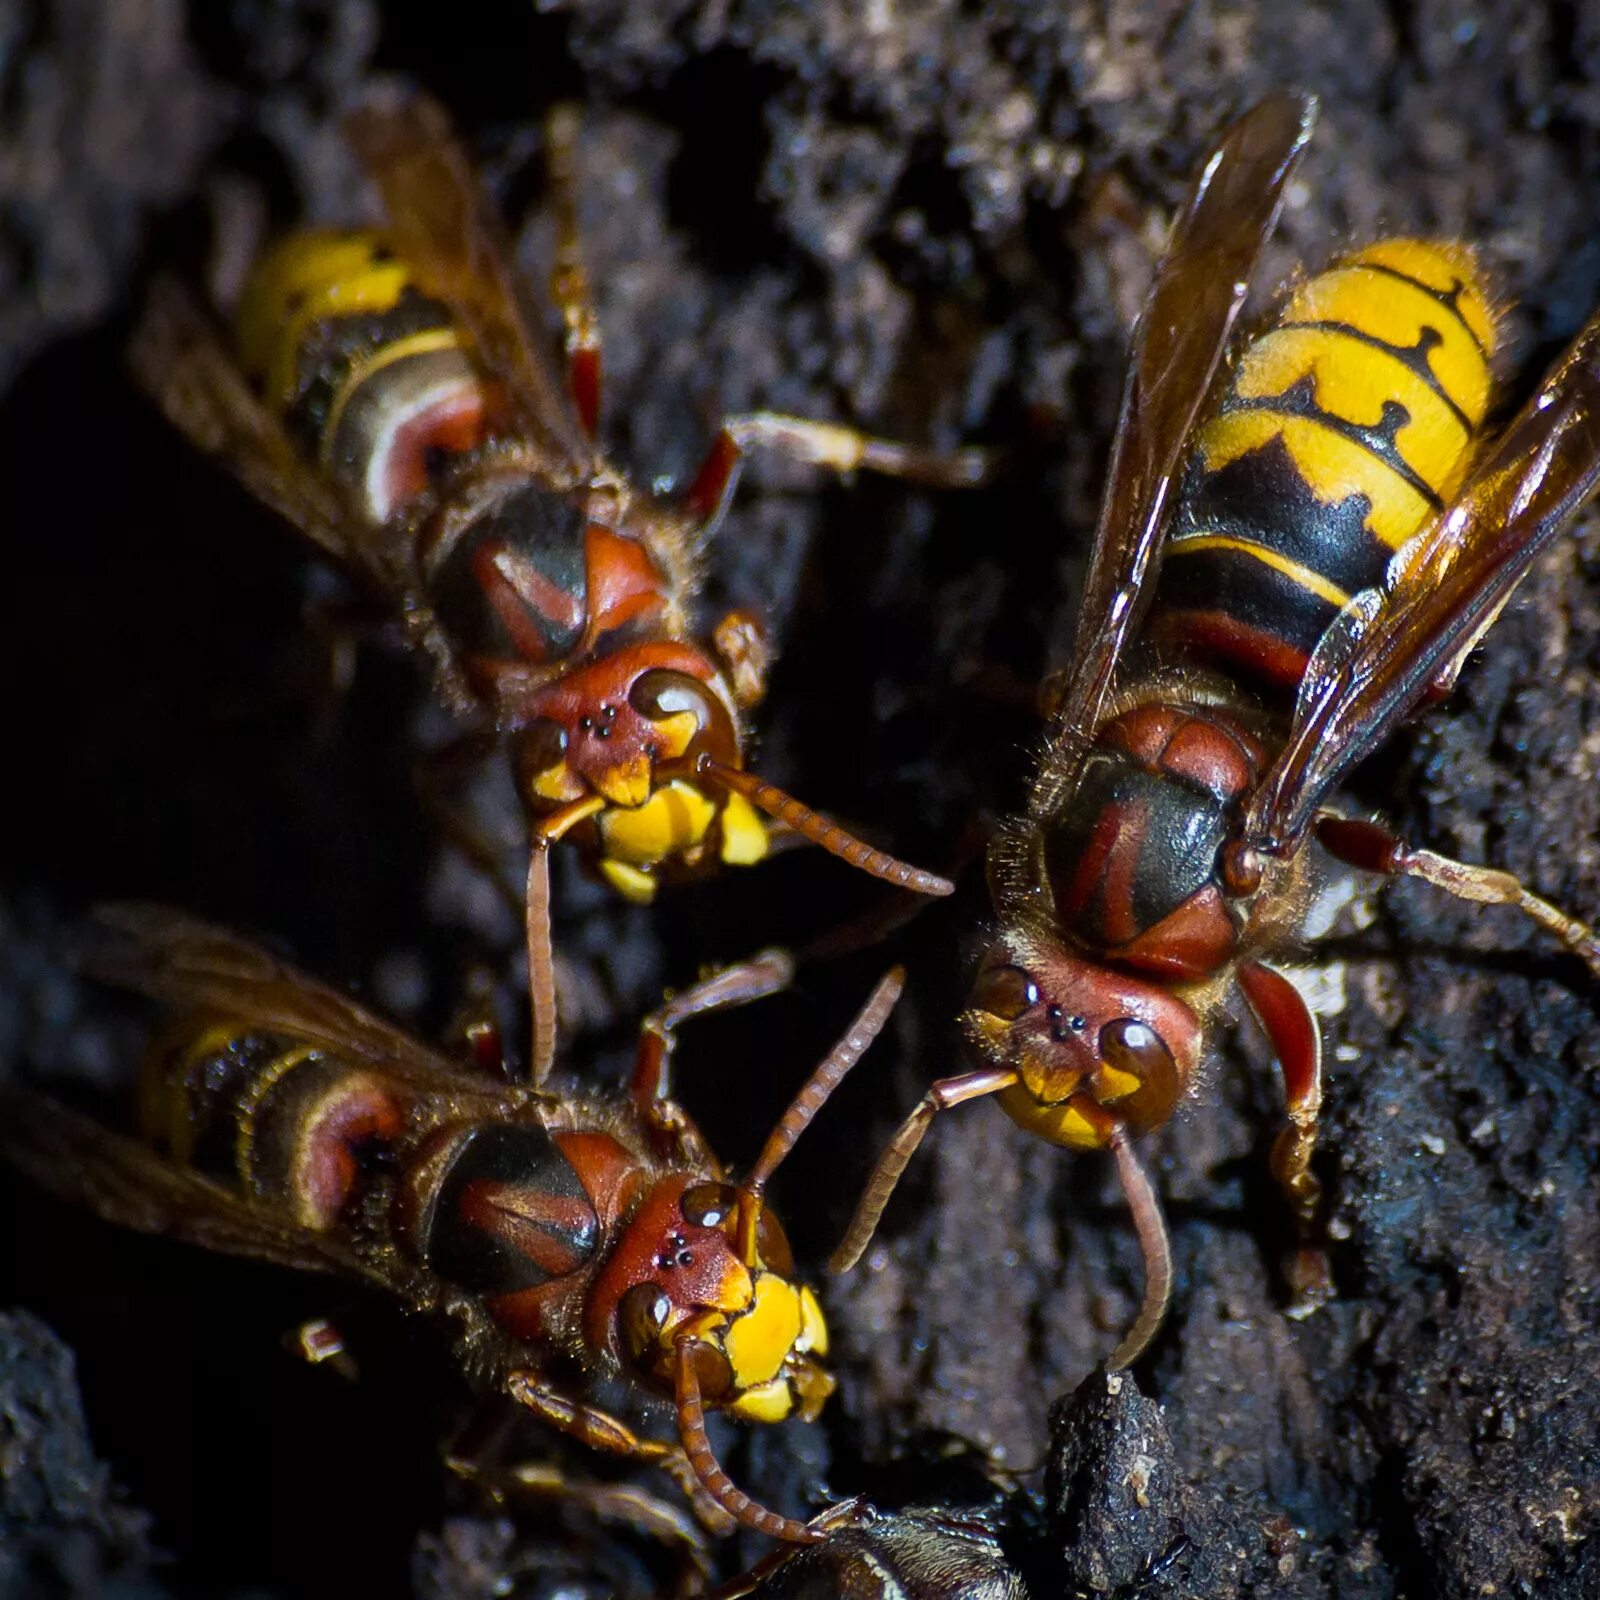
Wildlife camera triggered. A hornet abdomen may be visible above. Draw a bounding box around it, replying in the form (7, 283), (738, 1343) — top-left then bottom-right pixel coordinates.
(236, 229), (496, 527)
(141, 1020), (404, 1232)
(1151, 239), (1499, 691)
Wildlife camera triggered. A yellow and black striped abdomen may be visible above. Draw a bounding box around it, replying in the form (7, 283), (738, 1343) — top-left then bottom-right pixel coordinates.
(141, 1018), (404, 1231)
(1149, 238), (1499, 693)
(235, 229), (493, 526)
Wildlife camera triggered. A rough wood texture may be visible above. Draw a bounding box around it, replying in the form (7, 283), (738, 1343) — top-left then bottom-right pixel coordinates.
(3, 1), (1600, 1595)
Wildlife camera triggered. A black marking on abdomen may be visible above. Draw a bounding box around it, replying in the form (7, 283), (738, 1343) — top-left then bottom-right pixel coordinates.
(1277, 319), (1471, 431)
(282, 290), (456, 455)
(1219, 374), (1443, 512)
(1357, 260), (1488, 358)
(1168, 432), (1393, 597)
(1154, 544), (1342, 669)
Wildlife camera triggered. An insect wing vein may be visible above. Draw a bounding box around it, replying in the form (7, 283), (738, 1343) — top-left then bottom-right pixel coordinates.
(1051, 91), (1318, 741)
(1246, 309), (1600, 852)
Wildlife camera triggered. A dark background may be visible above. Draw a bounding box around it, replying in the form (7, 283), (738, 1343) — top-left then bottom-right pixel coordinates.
(3, 1), (1600, 1595)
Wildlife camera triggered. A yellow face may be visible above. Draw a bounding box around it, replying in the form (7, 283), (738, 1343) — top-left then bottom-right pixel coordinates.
(591, 785), (768, 903)
(600, 780), (717, 868)
(610, 1180), (833, 1424)
(962, 940), (1202, 1148)
(682, 1271), (833, 1425)
(994, 1077), (1120, 1151)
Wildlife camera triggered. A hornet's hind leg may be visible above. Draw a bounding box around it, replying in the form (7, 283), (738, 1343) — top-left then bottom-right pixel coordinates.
(1318, 815), (1600, 978)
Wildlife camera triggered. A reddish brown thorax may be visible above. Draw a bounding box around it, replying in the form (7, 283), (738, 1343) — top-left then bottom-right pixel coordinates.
(391, 1122), (650, 1346)
(1040, 699), (1267, 982)
(441, 513), (673, 689)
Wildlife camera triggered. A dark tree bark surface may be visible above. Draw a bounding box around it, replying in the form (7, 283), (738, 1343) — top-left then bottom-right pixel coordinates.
(3, 2), (1600, 1596)
(0, 1311), (150, 1597)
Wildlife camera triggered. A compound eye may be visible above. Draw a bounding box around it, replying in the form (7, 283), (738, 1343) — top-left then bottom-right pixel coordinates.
(972, 963), (1040, 1021)
(684, 1340), (734, 1405)
(681, 1181), (739, 1229)
(628, 669), (716, 728)
(1098, 1018), (1177, 1091)
(618, 1281), (672, 1364)
(753, 1207), (794, 1278)
(518, 717), (568, 773)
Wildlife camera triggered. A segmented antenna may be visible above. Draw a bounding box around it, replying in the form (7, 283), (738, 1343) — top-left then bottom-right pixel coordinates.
(695, 756), (955, 897)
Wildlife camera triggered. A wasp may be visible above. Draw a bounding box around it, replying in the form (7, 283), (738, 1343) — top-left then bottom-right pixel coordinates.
(709, 1429), (1028, 1600)
(0, 906), (903, 1543)
(131, 94), (982, 1080)
(712, 1502), (1028, 1600)
(832, 91), (1600, 1366)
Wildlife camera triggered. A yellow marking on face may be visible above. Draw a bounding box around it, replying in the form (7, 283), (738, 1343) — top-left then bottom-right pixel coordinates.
(591, 755), (654, 809)
(1015, 1046), (1082, 1107)
(1350, 239), (1496, 351)
(797, 1287), (828, 1358)
(649, 710), (701, 762)
(724, 1273), (803, 1390)
(715, 1254), (757, 1314)
(1283, 266), (1492, 426)
(598, 859), (658, 903)
(598, 780), (717, 866)
(530, 760), (585, 803)
(669, 1308), (728, 1351)
(729, 1378), (795, 1424)
(717, 791), (770, 866)
(1197, 410), (1432, 550)
(998, 1081), (1109, 1151)
(665, 1255), (756, 1342)
(1232, 326), (1474, 496)
(1091, 1062), (1143, 1104)
(1163, 533), (1351, 608)
(962, 1007), (1010, 1060)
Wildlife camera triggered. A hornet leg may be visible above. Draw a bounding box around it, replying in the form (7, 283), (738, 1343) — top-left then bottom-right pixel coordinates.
(1317, 814), (1600, 979)
(829, 1066), (1016, 1274)
(545, 105), (603, 437)
(504, 1371), (735, 1539)
(629, 950), (795, 1159)
(1238, 959), (1332, 1313)
(680, 412), (989, 534)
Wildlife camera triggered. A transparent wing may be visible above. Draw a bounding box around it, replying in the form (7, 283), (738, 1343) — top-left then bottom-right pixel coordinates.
(1244, 307), (1600, 854)
(1051, 92), (1319, 741)
(130, 279), (374, 572)
(81, 904), (528, 1105)
(344, 93), (590, 474)
(0, 1089), (386, 1282)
